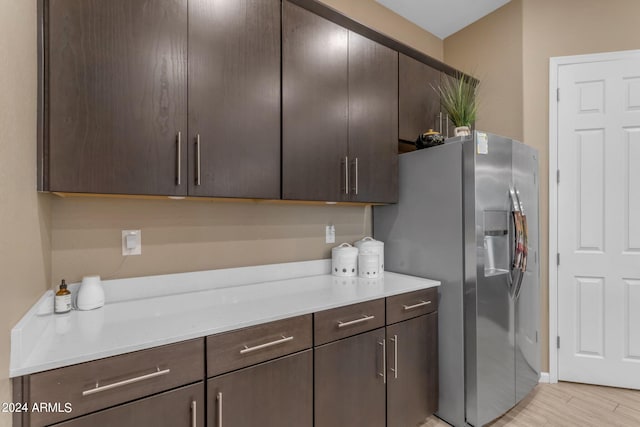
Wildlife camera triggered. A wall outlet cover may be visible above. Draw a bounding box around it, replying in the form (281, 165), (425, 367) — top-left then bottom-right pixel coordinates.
(325, 225), (335, 244)
(122, 230), (142, 256)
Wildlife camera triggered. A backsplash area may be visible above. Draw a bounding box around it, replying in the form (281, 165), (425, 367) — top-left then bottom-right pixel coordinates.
(51, 196), (371, 284)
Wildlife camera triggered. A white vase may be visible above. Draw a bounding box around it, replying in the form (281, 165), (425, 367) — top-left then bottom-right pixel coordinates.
(454, 126), (471, 136)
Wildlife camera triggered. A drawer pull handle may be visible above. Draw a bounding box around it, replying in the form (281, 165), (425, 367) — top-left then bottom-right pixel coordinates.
(217, 392), (223, 427)
(402, 300), (431, 311)
(82, 367), (170, 396)
(337, 314), (375, 328)
(239, 335), (294, 354)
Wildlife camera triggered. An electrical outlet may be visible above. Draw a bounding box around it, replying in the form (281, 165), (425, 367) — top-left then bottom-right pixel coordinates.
(122, 230), (142, 256)
(325, 225), (335, 244)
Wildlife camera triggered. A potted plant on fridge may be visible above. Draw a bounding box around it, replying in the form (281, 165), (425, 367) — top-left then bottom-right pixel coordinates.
(433, 72), (478, 137)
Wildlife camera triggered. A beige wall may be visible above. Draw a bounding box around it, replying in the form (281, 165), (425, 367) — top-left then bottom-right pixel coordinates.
(1, 1), (439, 425)
(318, 0), (443, 60)
(443, 0), (640, 373)
(444, 0), (523, 141)
(51, 197), (370, 283)
(0, 1), (50, 425)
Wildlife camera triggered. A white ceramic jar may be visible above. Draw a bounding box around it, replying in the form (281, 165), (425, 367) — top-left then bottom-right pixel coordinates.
(331, 243), (359, 277)
(354, 237), (384, 276)
(358, 252), (380, 279)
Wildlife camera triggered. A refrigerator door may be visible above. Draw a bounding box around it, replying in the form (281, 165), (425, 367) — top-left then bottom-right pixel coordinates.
(512, 142), (540, 403)
(464, 132), (516, 426)
(373, 143), (466, 427)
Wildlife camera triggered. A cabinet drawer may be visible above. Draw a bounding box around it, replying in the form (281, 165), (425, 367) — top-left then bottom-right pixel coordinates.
(27, 339), (204, 427)
(207, 315), (312, 377)
(386, 288), (438, 324)
(314, 299), (385, 346)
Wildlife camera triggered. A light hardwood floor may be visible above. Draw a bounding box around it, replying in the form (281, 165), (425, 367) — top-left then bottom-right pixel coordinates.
(420, 382), (640, 426)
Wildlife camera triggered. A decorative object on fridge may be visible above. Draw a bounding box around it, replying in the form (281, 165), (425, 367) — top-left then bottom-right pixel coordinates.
(415, 129), (445, 149)
(331, 243), (358, 277)
(432, 71), (478, 136)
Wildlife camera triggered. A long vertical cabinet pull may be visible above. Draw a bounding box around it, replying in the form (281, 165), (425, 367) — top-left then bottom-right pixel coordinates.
(176, 132), (182, 186)
(344, 156), (349, 195)
(378, 339), (386, 384)
(390, 334), (398, 379)
(195, 134), (201, 186)
(353, 157), (359, 195)
(217, 392), (223, 427)
(191, 400), (197, 427)
(437, 112), (443, 134)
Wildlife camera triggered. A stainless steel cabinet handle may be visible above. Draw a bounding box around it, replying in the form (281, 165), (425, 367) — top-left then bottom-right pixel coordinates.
(217, 392), (223, 427)
(337, 314), (375, 328)
(402, 300), (431, 311)
(195, 134), (201, 186)
(344, 156), (349, 195)
(176, 132), (182, 186)
(390, 334), (398, 379)
(191, 400), (197, 427)
(438, 112), (443, 134)
(378, 339), (386, 384)
(239, 335), (293, 354)
(354, 157), (359, 195)
(82, 367), (170, 396)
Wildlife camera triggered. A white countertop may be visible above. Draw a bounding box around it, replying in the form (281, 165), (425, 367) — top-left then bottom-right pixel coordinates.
(10, 260), (439, 377)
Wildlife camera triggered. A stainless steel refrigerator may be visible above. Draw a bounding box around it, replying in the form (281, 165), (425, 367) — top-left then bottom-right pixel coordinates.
(374, 131), (539, 427)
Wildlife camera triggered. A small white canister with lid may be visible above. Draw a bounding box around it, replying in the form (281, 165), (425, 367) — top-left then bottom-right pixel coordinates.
(331, 243), (359, 277)
(354, 236), (384, 277)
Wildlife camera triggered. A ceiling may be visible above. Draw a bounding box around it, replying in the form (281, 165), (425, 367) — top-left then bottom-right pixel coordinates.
(375, 0), (511, 39)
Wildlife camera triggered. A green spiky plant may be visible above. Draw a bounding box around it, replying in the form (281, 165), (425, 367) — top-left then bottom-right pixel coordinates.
(433, 72), (478, 128)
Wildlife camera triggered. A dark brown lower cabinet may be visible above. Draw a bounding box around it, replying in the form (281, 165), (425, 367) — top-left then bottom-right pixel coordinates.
(386, 313), (439, 427)
(207, 350), (313, 427)
(53, 382), (204, 427)
(314, 328), (386, 427)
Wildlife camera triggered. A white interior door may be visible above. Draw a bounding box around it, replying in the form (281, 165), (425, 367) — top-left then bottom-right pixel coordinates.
(557, 56), (640, 388)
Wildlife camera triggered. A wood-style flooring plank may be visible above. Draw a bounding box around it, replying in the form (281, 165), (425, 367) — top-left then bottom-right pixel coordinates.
(420, 381), (640, 427)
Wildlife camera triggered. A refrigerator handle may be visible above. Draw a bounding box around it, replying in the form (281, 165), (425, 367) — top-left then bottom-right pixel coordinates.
(511, 186), (528, 300)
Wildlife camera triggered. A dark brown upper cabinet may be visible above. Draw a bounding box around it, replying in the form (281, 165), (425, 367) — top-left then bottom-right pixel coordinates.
(348, 32), (398, 204)
(283, 1), (398, 203)
(282, 1), (349, 202)
(188, 0), (280, 199)
(45, 0), (188, 196)
(398, 53), (442, 143)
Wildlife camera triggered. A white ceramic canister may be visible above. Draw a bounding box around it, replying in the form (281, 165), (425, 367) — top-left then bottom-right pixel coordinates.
(77, 275), (105, 310)
(358, 252), (380, 279)
(354, 237), (384, 276)
(331, 243), (359, 277)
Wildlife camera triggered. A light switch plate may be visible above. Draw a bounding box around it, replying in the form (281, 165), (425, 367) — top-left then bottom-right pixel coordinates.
(325, 225), (335, 244)
(122, 230), (142, 256)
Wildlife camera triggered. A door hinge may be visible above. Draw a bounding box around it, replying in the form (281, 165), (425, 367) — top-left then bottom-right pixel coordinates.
(557, 169), (560, 184)
(557, 88), (560, 102)
(557, 253), (560, 266)
(557, 336), (560, 349)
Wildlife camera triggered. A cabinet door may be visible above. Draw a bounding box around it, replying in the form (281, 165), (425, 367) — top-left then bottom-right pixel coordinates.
(386, 313), (438, 427)
(398, 54), (441, 142)
(207, 350), (312, 427)
(348, 32), (398, 203)
(53, 383), (204, 427)
(282, 1), (348, 201)
(47, 0), (188, 195)
(314, 328), (386, 427)
(188, 0), (280, 198)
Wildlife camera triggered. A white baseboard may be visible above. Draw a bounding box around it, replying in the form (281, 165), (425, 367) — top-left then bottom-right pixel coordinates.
(539, 372), (551, 383)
